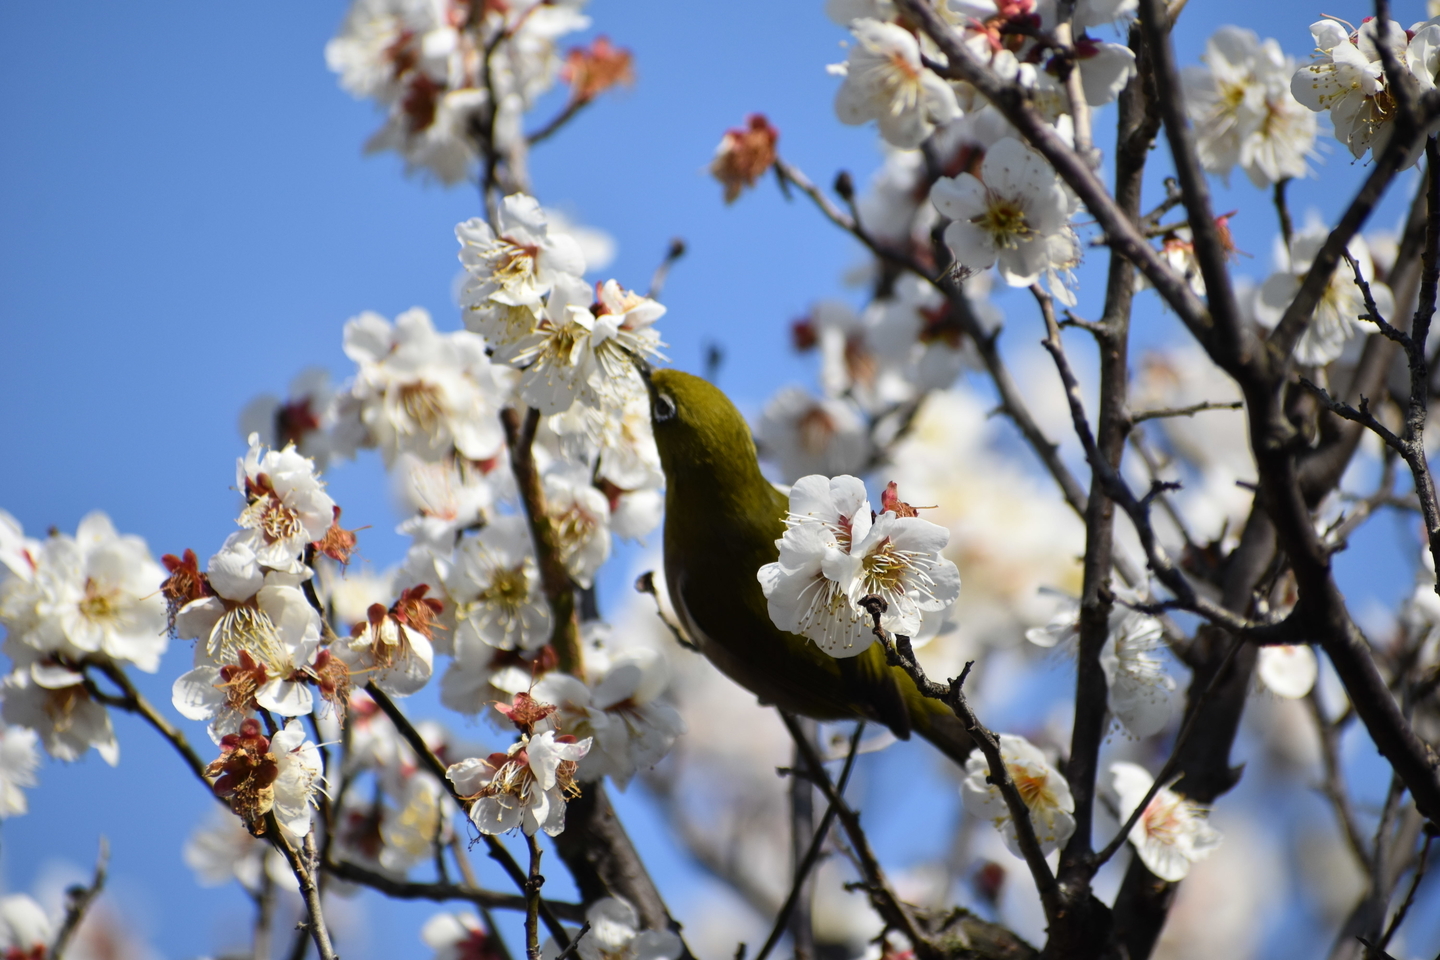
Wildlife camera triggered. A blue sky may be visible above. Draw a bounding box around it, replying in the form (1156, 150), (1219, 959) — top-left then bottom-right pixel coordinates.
(2, 1), (1436, 957)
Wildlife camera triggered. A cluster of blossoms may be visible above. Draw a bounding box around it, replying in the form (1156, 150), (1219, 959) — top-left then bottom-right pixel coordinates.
(325, 0), (631, 184)
(0, 510), (168, 790)
(1290, 14), (1440, 164)
(760, 476), (961, 657)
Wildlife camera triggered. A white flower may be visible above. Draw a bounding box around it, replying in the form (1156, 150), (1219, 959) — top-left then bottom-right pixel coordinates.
(2, 662), (118, 765)
(1291, 17), (1440, 162)
(500, 275), (601, 415)
(0, 894), (51, 958)
(931, 137), (1081, 304)
(446, 729), (592, 836)
(760, 476), (878, 658)
(961, 733), (1075, 857)
(1100, 611), (1175, 738)
(1074, 39), (1138, 108)
(1110, 761), (1221, 881)
(0, 721), (39, 818)
(334, 586), (442, 696)
(380, 774), (450, 873)
(446, 515), (551, 655)
(272, 719), (325, 845)
(236, 434), (337, 574)
(830, 19), (961, 149)
(573, 898), (682, 960)
(544, 464), (612, 589)
(395, 454), (496, 549)
(440, 645), (554, 717)
(756, 388), (872, 484)
(577, 280), (666, 400)
(184, 809), (291, 891)
(171, 541), (324, 741)
(364, 84), (489, 186)
(760, 476), (960, 657)
(0, 511), (168, 672)
(458, 194), (587, 348)
(422, 911), (501, 960)
(325, 0), (450, 103)
(238, 367), (338, 470)
(1183, 27), (1316, 187)
(864, 273), (983, 396)
(342, 307), (507, 465)
(1256, 224), (1393, 366)
(533, 647), (686, 788)
(1256, 644), (1318, 699)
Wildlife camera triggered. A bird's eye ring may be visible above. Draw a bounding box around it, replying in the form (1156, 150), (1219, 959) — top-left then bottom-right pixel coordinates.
(654, 392), (677, 422)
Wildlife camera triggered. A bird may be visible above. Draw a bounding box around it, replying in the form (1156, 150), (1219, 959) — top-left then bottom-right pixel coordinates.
(643, 366), (973, 765)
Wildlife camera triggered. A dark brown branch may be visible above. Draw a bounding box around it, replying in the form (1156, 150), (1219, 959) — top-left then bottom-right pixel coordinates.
(647, 238), (687, 301)
(525, 835), (544, 960)
(526, 97), (592, 147)
(323, 859), (584, 920)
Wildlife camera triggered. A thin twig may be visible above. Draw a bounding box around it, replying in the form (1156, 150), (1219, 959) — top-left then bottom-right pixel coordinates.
(754, 723), (866, 960)
(322, 859), (584, 919)
(1378, 830), (1435, 950)
(647, 238), (687, 300)
(50, 838), (108, 960)
(525, 835), (544, 960)
(1130, 400), (1243, 424)
(364, 683), (573, 947)
(1307, 689), (1376, 874)
(778, 712), (938, 960)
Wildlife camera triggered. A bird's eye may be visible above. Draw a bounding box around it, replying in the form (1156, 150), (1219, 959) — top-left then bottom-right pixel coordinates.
(654, 391), (677, 422)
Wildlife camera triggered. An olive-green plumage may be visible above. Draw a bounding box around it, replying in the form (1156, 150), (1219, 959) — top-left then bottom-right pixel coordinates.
(646, 368), (972, 765)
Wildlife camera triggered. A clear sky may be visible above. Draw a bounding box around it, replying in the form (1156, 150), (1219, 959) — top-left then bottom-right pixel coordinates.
(1, 1), (1434, 957)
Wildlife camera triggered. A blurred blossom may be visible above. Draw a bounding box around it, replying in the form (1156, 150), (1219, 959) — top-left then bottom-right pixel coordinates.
(0, 894), (51, 958)
(184, 809), (292, 892)
(395, 454), (495, 550)
(756, 388), (872, 483)
(0, 721), (39, 818)
(1100, 611), (1176, 738)
(238, 368), (339, 470)
(1256, 222), (1392, 367)
(710, 114), (779, 204)
(561, 36), (634, 103)
(423, 911), (505, 960)
(569, 897), (682, 960)
(1110, 762), (1221, 881)
(829, 19), (960, 149)
(1183, 27), (1315, 187)
(1255, 644), (1318, 699)
(340, 307), (506, 465)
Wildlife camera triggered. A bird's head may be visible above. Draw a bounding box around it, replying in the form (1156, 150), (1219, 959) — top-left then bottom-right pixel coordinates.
(637, 365), (766, 493)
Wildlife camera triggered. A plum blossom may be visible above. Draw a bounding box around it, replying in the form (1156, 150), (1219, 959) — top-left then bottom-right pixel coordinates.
(931, 137), (1081, 304)
(458, 195), (586, 349)
(0, 721), (39, 817)
(760, 476), (960, 657)
(446, 727), (592, 836)
(1110, 761), (1221, 881)
(1256, 223), (1393, 366)
(446, 515), (551, 655)
(238, 367), (338, 469)
(364, 85), (489, 186)
(184, 809), (292, 891)
(395, 454), (496, 549)
(1183, 27), (1316, 187)
(422, 911), (505, 960)
(171, 539), (325, 741)
(961, 733), (1075, 856)
(1256, 644), (1318, 699)
(756, 388), (872, 484)
(0, 894), (51, 960)
(711, 114), (779, 203)
(207, 718), (323, 844)
(0, 511), (168, 673)
(440, 645), (558, 718)
(829, 19), (962, 149)
(1291, 16), (1440, 163)
(1100, 611), (1176, 738)
(532, 646), (686, 787)
(236, 434), (337, 574)
(544, 464), (612, 589)
(341, 307), (507, 465)
(2, 660), (118, 765)
(335, 585), (442, 696)
(572, 898), (682, 960)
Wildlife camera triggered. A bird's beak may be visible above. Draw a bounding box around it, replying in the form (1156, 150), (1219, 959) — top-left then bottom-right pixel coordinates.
(619, 346), (656, 395)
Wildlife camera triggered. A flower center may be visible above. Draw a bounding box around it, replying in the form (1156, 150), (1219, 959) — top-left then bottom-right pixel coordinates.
(973, 195), (1034, 250)
(399, 381), (448, 433)
(211, 604), (288, 673)
(78, 579), (119, 624)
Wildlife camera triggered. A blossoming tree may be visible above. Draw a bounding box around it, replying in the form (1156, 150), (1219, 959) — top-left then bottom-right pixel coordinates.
(7, 2), (1440, 959)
